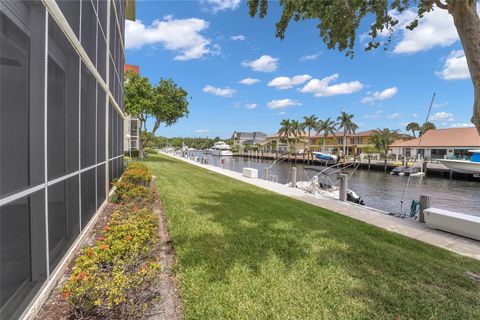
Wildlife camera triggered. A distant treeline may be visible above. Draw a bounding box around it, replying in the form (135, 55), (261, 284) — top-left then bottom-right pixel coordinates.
(149, 136), (231, 149)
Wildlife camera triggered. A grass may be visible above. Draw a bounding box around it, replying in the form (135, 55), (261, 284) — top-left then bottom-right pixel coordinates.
(144, 154), (480, 320)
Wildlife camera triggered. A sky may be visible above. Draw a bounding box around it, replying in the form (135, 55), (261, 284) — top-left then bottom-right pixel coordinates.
(125, 0), (477, 138)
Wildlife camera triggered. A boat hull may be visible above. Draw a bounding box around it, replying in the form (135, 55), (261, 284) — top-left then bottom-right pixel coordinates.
(209, 149), (233, 156)
(313, 152), (338, 162)
(438, 159), (480, 174)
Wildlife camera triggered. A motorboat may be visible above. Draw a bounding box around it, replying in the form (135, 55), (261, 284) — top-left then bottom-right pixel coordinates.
(208, 141), (233, 156)
(312, 152), (338, 162)
(390, 166), (423, 176)
(438, 150), (480, 174)
(290, 164), (364, 205)
(294, 179), (364, 205)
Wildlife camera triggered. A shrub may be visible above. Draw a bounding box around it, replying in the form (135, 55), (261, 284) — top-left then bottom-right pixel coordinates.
(144, 148), (158, 154)
(110, 181), (152, 204)
(119, 162), (152, 186)
(62, 206), (160, 318)
(124, 150), (139, 158)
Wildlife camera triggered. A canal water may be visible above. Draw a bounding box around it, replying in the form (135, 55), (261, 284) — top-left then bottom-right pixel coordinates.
(190, 152), (480, 217)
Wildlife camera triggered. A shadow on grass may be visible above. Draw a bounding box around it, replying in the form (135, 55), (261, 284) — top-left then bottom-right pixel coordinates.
(144, 154), (480, 318)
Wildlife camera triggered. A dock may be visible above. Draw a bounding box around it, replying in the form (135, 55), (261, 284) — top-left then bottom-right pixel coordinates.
(234, 152), (477, 180)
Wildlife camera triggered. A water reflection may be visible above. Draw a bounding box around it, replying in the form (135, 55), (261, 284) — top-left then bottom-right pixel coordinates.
(188, 152), (480, 217)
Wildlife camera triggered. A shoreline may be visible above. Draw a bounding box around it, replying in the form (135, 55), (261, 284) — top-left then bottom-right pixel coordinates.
(162, 152), (480, 261)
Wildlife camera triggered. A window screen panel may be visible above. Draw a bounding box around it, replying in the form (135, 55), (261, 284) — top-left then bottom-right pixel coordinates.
(48, 17), (79, 180)
(0, 190), (46, 320)
(81, 64), (96, 168)
(97, 164), (106, 208)
(97, 30), (106, 81)
(56, 0), (80, 38)
(48, 176), (79, 271)
(81, 168), (96, 229)
(97, 86), (106, 163)
(81, 0), (97, 66)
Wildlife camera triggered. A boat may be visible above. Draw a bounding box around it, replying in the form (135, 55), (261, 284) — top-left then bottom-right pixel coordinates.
(312, 151), (338, 162)
(391, 166), (423, 176)
(438, 150), (480, 174)
(294, 179), (364, 205)
(208, 141), (233, 156)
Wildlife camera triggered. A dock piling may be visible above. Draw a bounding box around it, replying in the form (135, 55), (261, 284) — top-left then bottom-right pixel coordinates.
(339, 174), (348, 202)
(291, 167), (297, 188)
(264, 167), (269, 181)
(419, 195), (431, 223)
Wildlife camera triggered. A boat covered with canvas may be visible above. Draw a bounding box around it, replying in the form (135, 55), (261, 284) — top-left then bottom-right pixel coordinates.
(438, 150), (480, 174)
(312, 152), (338, 162)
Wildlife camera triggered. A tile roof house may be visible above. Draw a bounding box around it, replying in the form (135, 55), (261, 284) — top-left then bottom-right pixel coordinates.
(231, 131), (268, 146)
(389, 127), (480, 160)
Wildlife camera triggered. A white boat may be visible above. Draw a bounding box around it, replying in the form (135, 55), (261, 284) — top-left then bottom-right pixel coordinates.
(208, 141), (233, 156)
(437, 150), (480, 174)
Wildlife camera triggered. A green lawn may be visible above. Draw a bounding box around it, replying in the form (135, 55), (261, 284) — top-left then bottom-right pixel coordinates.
(144, 154), (480, 320)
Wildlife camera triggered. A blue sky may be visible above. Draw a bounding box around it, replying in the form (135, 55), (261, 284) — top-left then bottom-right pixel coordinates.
(125, 0), (475, 138)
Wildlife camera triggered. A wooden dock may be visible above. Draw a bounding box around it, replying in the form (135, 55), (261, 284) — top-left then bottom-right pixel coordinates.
(235, 152), (477, 180)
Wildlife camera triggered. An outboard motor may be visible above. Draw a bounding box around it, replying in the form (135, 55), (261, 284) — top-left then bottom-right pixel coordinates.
(347, 189), (365, 205)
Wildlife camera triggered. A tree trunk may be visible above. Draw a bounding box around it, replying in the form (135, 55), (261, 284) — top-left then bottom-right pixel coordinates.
(343, 131), (347, 162)
(138, 120), (144, 159)
(450, 1), (480, 134)
(307, 129), (311, 162)
(323, 134), (327, 152)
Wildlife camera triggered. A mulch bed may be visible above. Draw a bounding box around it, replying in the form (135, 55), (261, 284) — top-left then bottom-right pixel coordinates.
(35, 177), (182, 319)
(35, 202), (118, 320)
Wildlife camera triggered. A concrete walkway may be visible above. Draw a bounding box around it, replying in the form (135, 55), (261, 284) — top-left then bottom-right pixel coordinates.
(163, 153), (480, 261)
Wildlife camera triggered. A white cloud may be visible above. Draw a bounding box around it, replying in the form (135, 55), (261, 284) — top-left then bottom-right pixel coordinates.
(300, 53), (319, 61)
(195, 129), (210, 133)
(203, 0), (241, 13)
(391, 8), (459, 54)
(300, 74), (364, 97)
(413, 113), (418, 117)
(436, 50), (470, 80)
(433, 101), (448, 108)
(203, 85), (236, 97)
(388, 112), (402, 119)
(364, 109), (383, 119)
(361, 86), (398, 104)
(230, 35), (245, 41)
(451, 122), (474, 128)
(245, 103), (257, 109)
(277, 111), (287, 115)
(241, 55), (279, 72)
(267, 74), (312, 90)
(429, 111), (454, 122)
(267, 99), (301, 109)
(125, 17), (218, 60)
(239, 78), (260, 85)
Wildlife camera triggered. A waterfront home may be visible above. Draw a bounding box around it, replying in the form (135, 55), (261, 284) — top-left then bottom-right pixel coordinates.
(309, 130), (378, 155)
(389, 127), (480, 161)
(264, 132), (308, 153)
(231, 131), (268, 146)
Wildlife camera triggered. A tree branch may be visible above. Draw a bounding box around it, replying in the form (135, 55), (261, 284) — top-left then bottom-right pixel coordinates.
(434, 0), (449, 10)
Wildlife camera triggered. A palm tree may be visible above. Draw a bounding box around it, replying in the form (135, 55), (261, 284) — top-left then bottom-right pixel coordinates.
(290, 120), (305, 161)
(278, 119), (292, 155)
(337, 111), (359, 158)
(420, 122), (436, 136)
(316, 118), (337, 152)
(302, 114), (318, 161)
(405, 122), (421, 138)
(371, 128), (399, 171)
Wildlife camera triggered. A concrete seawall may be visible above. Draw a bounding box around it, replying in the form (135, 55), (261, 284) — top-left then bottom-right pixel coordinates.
(163, 152), (480, 261)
